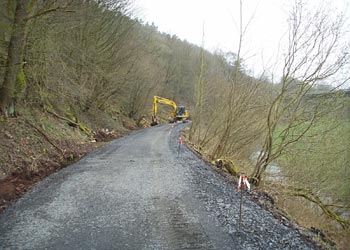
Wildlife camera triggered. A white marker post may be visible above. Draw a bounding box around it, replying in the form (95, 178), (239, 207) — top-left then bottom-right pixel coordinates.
(237, 175), (250, 228)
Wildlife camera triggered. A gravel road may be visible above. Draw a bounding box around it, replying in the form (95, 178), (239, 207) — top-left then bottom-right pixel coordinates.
(0, 124), (315, 250)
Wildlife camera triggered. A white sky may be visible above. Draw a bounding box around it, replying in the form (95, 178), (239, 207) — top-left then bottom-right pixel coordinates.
(133, 0), (350, 82)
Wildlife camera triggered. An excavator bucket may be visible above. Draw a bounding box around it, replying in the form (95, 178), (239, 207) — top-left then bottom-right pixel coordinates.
(151, 116), (158, 126)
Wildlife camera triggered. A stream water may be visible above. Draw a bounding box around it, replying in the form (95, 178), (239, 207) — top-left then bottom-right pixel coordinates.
(251, 151), (285, 182)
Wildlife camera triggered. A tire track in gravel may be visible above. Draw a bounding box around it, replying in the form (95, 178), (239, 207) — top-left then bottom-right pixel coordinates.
(0, 124), (315, 250)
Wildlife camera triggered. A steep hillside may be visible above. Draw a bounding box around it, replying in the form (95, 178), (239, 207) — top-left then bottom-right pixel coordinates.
(0, 104), (139, 211)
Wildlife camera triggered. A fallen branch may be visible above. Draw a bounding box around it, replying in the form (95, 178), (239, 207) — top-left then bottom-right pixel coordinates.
(268, 184), (350, 232)
(45, 108), (92, 137)
(324, 204), (350, 209)
(25, 119), (64, 155)
(288, 191), (349, 232)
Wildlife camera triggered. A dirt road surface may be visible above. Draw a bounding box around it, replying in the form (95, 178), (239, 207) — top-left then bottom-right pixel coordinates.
(0, 124), (314, 249)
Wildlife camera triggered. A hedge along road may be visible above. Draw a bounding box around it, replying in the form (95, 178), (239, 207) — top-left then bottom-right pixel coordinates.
(0, 124), (314, 250)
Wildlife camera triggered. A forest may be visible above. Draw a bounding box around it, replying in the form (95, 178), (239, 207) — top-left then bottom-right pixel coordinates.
(0, 0), (349, 248)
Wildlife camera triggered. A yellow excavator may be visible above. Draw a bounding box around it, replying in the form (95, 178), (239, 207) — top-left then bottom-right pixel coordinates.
(151, 96), (189, 126)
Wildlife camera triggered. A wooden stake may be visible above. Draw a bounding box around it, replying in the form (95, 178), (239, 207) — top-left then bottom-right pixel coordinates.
(239, 189), (243, 228)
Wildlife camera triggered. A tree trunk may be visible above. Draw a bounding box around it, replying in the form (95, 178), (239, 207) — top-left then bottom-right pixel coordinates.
(0, 0), (28, 117)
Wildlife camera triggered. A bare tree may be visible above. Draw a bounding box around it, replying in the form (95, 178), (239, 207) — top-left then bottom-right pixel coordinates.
(0, 0), (69, 117)
(0, 0), (31, 117)
(206, 0), (267, 160)
(188, 0), (270, 165)
(251, 1), (350, 184)
(189, 25), (205, 141)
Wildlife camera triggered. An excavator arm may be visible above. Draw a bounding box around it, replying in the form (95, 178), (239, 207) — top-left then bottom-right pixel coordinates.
(152, 96), (177, 125)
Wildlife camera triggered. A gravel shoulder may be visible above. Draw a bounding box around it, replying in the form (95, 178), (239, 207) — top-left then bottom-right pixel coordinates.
(0, 124), (315, 250)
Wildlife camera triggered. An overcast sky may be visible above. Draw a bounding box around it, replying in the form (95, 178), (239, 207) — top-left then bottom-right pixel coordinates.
(133, 0), (350, 82)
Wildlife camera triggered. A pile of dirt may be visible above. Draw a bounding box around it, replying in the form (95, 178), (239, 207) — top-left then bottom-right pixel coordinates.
(0, 167), (61, 211)
(93, 128), (121, 142)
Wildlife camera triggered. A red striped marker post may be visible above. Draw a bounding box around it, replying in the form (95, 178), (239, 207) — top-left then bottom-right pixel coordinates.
(178, 136), (183, 155)
(238, 175), (250, 227)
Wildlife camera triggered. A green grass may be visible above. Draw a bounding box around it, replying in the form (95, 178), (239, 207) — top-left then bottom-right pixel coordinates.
(269, 102), (350, 247)
(275, 114), (350, 202)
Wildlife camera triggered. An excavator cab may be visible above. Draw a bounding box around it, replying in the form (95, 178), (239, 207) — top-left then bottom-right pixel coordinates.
(176, 106), (186, 116)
